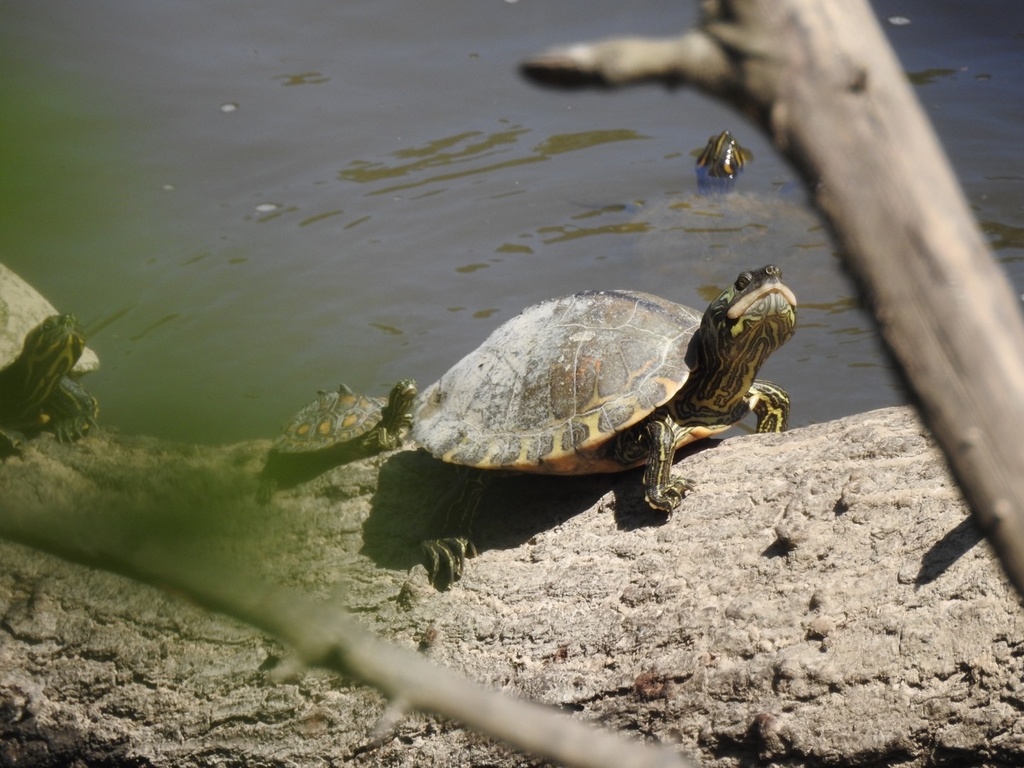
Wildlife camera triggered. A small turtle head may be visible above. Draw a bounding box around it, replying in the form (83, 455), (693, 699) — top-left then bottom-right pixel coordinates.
(16, 314), (85, 410)
(694, 130), (750, 195)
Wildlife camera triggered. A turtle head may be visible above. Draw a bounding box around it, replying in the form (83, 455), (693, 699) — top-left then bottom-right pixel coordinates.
(694, 130), (750, 196)
(690, 266), (797, 389)
(15, 314), (86, 410)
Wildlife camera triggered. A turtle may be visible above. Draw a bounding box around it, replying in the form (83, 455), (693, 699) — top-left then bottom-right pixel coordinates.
(273, 379), (417, 455)
(259, 378), (417, 498)
(693, 128), (750, 195)
(412, 264), (797, 587)
(0, 313), (100, 454)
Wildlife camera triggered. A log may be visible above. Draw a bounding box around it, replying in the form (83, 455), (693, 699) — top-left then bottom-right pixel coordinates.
(1, 409), (1022, 766)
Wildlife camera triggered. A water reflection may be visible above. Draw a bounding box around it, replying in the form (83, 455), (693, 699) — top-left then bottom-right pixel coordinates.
(341, 127), (531, 185)
(86, 305), (136, 340)
(982, 220), (1024, 257)
(274, 72), (330, 86)
(533, 129), (648, 156)
(538, 221), (648, 245)
(495, 243), (534, 255)
(298, 210), (345, 227)
(252, 205), (296, 224)
(340, 125), (649, 197)
(908, 68), (959, 86)
(129, 314), (180, 342)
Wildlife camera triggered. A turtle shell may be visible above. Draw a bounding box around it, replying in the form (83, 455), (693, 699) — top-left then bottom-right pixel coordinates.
(413, 290), (701, 474)
(274, 384), (384, 454)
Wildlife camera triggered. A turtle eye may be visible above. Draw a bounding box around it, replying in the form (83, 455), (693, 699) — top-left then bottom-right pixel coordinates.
(734, 271), (753, 291)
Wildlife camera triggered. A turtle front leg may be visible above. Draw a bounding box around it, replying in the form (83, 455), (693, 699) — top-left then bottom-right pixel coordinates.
(749, 380), (790, 433)
(48, 377), (99, 443)
(362, 378), (417, 452)
(641, 414), (694, 515)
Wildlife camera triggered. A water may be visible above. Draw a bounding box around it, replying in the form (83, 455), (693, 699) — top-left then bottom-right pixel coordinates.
(2, 1), (1022, 445)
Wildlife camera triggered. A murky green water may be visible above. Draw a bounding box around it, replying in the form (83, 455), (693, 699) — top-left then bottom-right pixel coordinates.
(2, 1), (1022, 444)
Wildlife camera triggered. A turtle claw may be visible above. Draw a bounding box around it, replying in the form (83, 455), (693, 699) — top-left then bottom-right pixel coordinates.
(644, 477), (696, 516)
(53, 413), (97, 444)
(49, 377), (99, 444)
(421, 536), (476, 590)
(0, 427), (25, 457)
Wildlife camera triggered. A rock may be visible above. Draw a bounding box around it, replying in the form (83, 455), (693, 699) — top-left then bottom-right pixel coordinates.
(0, 406), (1021, 767)
(0, 262), (99, 374)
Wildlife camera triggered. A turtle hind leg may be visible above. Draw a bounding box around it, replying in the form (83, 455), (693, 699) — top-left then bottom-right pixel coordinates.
(421, 536), (477, 591)
(421, 466), (487, 589)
